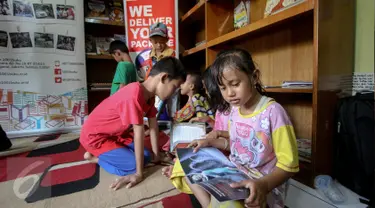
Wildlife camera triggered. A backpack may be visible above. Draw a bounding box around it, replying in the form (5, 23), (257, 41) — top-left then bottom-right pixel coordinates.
(333, 92), (374, 202)
(0, 125), (12, 151)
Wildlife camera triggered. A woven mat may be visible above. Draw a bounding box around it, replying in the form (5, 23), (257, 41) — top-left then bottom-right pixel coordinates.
(0, 164), (179, 208)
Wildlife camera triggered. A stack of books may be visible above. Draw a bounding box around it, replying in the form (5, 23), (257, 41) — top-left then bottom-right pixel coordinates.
(297, 138), (311, 163)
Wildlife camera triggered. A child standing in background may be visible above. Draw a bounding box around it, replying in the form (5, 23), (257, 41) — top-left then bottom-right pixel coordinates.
(144, 22), (175, 80)
(188, 49), (299, 208)
(80, 57), (186, 190)
(109, 40), (136, 95)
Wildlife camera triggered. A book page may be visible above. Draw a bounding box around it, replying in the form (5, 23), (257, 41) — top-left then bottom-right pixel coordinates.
(171, 123), (206, 151)
(176, 148), (250, 202)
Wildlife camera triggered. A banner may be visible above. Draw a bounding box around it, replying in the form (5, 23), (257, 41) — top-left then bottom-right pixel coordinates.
(124, 0), (179, 62)
(0, 0), (87, 137)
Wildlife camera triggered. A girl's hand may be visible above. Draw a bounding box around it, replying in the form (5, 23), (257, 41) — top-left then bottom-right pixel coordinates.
(201, 130), (220, 140)
(187, 139), (212, 153)
(230, 179), (268, 208)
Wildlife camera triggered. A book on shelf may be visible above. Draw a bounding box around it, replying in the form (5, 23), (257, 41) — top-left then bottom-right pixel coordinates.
(86, 0), (109, 20)
(264, 81), (312, 89)
(282, 81), (312, 88)
(96, 37), (114, 55)
(170, 122), (206, 152)
(234, 0), (250, 30)
(85, 35), (97, 54)
(176, 147), (251, 202)
(108, 0), (124, 22)
(297, 138), (311, 163)
(264, 0), (306, 17)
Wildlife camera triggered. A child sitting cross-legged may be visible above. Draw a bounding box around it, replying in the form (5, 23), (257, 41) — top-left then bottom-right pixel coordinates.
(161, 67), (232, 193)
(80, 57), (186, 190)
(187, 48), (299, 208)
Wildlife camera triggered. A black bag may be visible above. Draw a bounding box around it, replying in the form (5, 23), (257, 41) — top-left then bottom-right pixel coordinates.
(0, 125), (12, 151)
(333, 92), (374, 201)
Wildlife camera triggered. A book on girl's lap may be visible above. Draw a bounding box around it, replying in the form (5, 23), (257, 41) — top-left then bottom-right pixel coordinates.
(176, 147), (251, 202)
(169, 122), (206, 152)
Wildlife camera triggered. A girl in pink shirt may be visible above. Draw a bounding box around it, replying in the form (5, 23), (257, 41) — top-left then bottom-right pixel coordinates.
(189, 49), (299, 208)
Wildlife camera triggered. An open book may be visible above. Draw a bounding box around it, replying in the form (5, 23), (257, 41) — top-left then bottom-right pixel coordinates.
(170, 122), (206, 152)
(176, 147), (250, 202)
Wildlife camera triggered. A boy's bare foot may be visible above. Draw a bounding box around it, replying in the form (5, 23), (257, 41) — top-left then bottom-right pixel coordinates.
(84, 152), (98, 163)
(161, 165), (173, 178)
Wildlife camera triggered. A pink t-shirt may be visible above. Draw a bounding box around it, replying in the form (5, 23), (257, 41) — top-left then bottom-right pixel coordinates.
(213, 110), (230, 131)
(228, 97), (299, 208)
(80, 82), (157, 156)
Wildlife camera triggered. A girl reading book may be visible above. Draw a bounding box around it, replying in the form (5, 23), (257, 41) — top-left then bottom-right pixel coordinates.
(187, 49), (299, 208)
(162, 67), (232, 195)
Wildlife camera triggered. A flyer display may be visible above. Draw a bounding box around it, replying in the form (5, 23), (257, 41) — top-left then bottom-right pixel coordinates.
(0, 0), (87, 136)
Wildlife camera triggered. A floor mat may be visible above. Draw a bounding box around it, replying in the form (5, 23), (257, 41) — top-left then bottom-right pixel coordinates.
(139, 193), (194, 208)
(0, 139), (85, 183)
(25, 161), (99, 203)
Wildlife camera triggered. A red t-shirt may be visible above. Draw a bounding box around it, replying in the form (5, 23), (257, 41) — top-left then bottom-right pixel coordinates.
(80, 82), (157, 156)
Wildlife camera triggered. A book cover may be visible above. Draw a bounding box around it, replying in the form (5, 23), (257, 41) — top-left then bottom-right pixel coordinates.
(234, 0), (250, 30)
(86, 0), (108, 20)
(170, 122), (206, 152)
(264, 0), (305, 17)
(176, 147), (250, 202)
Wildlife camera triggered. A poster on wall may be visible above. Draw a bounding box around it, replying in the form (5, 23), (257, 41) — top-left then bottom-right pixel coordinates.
(0, 0), (87, 137)
(124, 0), (178, 78)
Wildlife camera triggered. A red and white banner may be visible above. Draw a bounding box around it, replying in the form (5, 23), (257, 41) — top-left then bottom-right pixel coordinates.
(124, 0), (178, 60)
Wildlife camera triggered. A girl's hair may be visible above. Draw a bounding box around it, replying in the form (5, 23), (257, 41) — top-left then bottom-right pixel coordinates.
(202, 67), (230, 112)
(210, 48), (266, 111)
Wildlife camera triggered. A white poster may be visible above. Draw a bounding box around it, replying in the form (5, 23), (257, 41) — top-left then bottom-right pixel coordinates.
(0, 0), (87, 137)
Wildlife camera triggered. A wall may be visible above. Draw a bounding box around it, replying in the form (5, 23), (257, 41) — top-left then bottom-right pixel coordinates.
(352, 0), (374, 93)
(354, 0), (374, 73)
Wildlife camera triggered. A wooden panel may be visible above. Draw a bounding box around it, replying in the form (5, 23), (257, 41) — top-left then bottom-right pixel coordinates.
(313, 0), (356, 179)
(206, 0), (234, 41)
(272, 94), (313, 140)
(232, 14), (314, 86)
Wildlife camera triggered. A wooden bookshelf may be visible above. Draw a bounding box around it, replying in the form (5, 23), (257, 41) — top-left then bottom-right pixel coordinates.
(178, 0), (356, 187)
(182, 43), (207, 57)
(180, 0), (206, 22)
(265, 88), (313, 93)
(84, 0), (125, 112)
(85, 18), (124, 26)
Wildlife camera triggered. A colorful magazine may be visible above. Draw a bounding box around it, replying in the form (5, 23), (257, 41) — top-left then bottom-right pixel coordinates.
(176, 147), (250, 202)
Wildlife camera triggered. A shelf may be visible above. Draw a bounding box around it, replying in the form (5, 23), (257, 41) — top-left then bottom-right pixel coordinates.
(85, 18), (124, 26)
(265, 88), (313, 93)
(207, 1), (314, 47)
(86, 54), (113, 60)
(182, 43), (207, 57)
(180, 0), (206, 22)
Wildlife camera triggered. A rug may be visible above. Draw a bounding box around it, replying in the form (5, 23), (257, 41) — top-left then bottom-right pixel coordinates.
(0, 132), (184, 208)
(138, 193), (194, 208)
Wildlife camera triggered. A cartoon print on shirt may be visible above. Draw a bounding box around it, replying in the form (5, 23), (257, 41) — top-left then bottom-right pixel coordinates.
(231, 120), (273, 168)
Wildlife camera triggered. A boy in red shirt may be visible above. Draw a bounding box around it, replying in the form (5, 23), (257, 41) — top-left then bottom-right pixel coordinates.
(80, 57), (186, 190)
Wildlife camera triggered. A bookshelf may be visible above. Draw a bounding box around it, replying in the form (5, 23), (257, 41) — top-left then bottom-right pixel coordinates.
(84, 0), (125, 112)
(178, 0), (356, 187)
